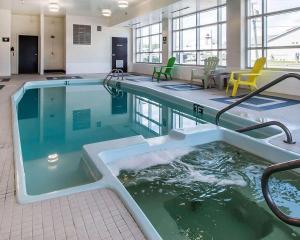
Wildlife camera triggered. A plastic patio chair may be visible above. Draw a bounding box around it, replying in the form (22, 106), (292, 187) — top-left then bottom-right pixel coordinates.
(152, 57), (176, 82)
(191, 57), (219, 89)
(226, 57), (266, 97)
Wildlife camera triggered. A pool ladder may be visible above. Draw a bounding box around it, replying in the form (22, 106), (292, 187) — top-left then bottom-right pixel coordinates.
(215, 73), (300, 226)
(103, 69), (124, 97)
(215, 73), (300, 145)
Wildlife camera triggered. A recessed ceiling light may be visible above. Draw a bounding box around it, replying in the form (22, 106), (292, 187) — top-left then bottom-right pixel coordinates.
(118, 0), (128, 8)
(49, 2), (60, 12)
(102, 9), (112, 17)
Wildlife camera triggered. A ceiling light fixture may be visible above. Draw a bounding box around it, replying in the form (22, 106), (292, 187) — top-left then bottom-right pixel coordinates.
(102, 9), (112, 17)
(49, 2), (60, 12)
(118, 0), (128, 8)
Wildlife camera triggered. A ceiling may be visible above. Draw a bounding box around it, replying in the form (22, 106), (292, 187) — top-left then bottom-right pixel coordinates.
(0, 0), (147, 17)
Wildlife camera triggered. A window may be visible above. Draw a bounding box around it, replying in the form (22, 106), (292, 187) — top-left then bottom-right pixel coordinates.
(135, 23), (162, 63)
(135, 96), (162, 135)
(73, 24), (91, 45)
(172, 1), (227, 66)
(247, 0), (300, 69)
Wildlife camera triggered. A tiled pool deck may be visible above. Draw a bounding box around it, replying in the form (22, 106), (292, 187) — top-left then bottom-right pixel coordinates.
(0, 76), (145, 240)
(1, 73), (300, 240)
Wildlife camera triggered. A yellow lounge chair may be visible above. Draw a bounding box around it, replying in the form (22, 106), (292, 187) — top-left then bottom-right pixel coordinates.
(226, 57), (266, 97)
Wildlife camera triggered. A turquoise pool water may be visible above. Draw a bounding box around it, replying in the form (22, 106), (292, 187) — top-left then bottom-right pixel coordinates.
(17, 84), (278, 195)
(118, 142), (300, 240)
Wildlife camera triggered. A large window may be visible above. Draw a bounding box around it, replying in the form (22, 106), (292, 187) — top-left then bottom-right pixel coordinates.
(135, 23), (162, 63)
(247, 0), (300, 69)
(172, 1), (227, 66)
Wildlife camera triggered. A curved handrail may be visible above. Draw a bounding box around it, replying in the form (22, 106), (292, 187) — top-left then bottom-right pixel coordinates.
(215, 73), (300, 125)
(261, 159), (300, 227)
(236, 121), (295, 144)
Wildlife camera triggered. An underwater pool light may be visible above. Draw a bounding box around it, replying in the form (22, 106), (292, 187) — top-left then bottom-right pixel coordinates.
(48, 153), (59, 163)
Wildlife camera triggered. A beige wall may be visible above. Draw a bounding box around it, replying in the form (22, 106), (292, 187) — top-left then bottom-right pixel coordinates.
(44, 16), (65, 71)
(0, 9), (11, 76)
(11, 14), (40, 74)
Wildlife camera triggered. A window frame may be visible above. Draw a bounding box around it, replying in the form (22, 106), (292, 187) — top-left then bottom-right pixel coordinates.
(135, 22), (163, 64)
(171, 2), (227, 67)
(246, 1), (300, 70)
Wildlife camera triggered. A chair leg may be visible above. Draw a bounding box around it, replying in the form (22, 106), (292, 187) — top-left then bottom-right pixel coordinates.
(157, 73), (161, 82)
(226, 82), (230, 95)
(231, 82), (239, 97)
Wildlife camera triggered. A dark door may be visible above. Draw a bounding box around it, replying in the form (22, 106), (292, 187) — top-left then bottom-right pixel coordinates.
(112, 37), (128, 72)
(19, 35), (38, 74)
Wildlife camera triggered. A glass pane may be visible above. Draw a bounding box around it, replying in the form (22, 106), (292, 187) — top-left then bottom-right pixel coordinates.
(220, 6), (227, 22)
(141, 37), (150, 52)
(267, 11), (300, 47)
(136, 53), (141, 62)
(151, 23), (160, 35)
(140, 53), (150, 63)
(199, 25), (218, 50)
(248, 17), (262, 48)
(150, 35), (160, 52)
(267, 0), (300, 13)
(182, 28), (196, 50)
(173, 31), (180, 51)
(181, 52), (197, 65)
(150, 53), (161, 63)
(248, 0), (262, 16)
(181, 14), (197, 29)
(136, 38), (141, 52)
(173, 52), (180, 64)
(267, 48), (300, 69)
(248, 49), (263, 67)
(173, 18), (180, 31)
(199, 8), (218, 25)
(198, 51), (218, 65)
(141, 26), (150, 36)
(136, 28), (141, 37)
(220, 23), (227, 49)
(219, 51), (227, 66)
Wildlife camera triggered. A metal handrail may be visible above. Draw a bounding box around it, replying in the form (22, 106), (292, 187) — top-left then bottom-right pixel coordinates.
(261, 159), (300, 227)
(103, 69), (124, 97)
(215, 73), (300, 144)
(237, 121), (295, 144)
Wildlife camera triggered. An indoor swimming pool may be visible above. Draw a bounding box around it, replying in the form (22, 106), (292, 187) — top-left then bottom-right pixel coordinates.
(15, 82), (281, 197)
(117, 142), (300, 240)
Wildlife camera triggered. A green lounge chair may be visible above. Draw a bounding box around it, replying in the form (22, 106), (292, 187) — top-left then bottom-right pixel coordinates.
(152, 57), (176, 82)
(191, 57), (219, 89)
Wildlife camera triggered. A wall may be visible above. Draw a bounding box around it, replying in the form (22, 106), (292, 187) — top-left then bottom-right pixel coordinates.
(11, 14), (40, 74)
(0, 9), (11, 76)
(44, 16), (65, 71)
(65, 15), (132, 74)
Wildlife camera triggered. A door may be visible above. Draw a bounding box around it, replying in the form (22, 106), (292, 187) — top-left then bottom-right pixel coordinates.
(112, 37), (128, 72)
(19, 35), (38, 74)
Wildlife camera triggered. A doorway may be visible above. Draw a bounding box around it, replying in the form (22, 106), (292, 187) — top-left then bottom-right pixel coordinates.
(112, 37), (128, 73)
(19, 35), (39, 74)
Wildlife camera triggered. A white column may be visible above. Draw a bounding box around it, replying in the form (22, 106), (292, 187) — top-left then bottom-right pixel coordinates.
(162, 17), (169, 65)
(40, 13), (45, 75)
(226, 0), (246, 69)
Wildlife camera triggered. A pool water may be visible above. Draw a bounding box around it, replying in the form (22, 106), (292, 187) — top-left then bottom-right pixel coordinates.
(118, 142), (300, 240)
(17, 84), (278, 195)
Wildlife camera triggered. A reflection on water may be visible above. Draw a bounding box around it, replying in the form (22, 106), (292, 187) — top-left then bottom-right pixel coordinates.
(118, 142), (300, 240)
(18, 85), (205, 194)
